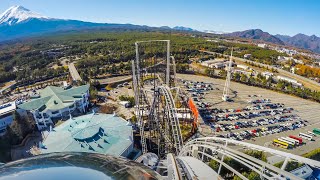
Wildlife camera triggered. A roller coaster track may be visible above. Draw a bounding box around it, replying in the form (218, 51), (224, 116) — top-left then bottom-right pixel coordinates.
(133, 40), (184, 157)
(158, 85), (183, 154)
(133, 40), (320, 179)
(139, 89), (150, 154)
(132, 43), (150, 154)
(148, 85), (183, 157)
(179, 137), (320, 180)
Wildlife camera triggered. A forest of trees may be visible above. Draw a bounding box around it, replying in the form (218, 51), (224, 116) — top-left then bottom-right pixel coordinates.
(223, 43), (287, 65)
(0, 31), (291, 87)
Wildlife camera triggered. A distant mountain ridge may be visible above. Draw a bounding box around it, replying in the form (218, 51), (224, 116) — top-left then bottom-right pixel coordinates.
(224, 29), (285, 45)
(0, 6), (197, 41)
(224, 29), (320, 53)
(1, 6), (319, 54)
(172, 26), (195, 31)
(275, 34), (320, 53)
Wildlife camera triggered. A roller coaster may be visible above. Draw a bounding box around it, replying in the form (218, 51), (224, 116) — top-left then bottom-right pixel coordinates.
(132, 40), (183, 158)
(132, 40), (320, 179)
(0, 40), (319, 180)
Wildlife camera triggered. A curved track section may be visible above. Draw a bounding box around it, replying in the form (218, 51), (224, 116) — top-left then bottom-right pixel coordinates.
(157, 85), (183, 154)
(148, 85), (183, 158)
(179, 137), (320, 180)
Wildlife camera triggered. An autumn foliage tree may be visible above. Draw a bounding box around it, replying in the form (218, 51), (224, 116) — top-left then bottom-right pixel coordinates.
(295, 64), (320, 78)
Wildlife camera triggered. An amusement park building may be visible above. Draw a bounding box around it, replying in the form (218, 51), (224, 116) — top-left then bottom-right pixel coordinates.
(18, 85), (90, 130)
(40, 113), (134, 157)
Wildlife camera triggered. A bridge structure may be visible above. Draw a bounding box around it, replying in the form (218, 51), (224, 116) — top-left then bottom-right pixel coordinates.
(133, 40), (320, 180)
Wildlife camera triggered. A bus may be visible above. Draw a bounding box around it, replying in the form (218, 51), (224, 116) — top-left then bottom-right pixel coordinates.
(286, 137), (300, 146)
(273, 139), (289, 149)
(299, 133), (313, 141)
(278, 138), (295, 147)
(313, 128), (320, 135)
(282, 137), (299, 146)
(289, 135), (303, 144)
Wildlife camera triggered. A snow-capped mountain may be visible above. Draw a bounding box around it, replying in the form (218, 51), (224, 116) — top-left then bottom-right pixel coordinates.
(0, 6), (198, 42)
(0, 5), (49, 25)
(173, 26), (196, 31)
(0, 5), (140, 41)
(203, 30), (228, 34)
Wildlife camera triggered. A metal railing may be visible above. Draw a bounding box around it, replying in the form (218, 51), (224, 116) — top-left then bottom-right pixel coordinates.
(179, 137), (320, 180)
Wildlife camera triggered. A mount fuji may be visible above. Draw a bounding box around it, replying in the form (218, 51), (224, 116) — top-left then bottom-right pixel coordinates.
(0, 5), (49, 26)
(0, 5), (176, 41)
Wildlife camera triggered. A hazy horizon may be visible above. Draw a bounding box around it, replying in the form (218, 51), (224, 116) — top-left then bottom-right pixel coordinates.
(0, 0), (319, 36)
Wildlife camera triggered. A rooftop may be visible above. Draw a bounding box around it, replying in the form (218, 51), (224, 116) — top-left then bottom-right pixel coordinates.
(290, 165), (313, 179)
(18, 84), (89, 111)
(41, 113), (133, 156)
(0, 101), (16, 116)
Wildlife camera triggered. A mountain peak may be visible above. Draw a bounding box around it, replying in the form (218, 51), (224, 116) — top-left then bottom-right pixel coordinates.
(252, 29), (263, 32)
(0, 5), (48, 25)
(225, 29), (285, 45)
(11, 5), (29, 11)
(173, 26), (195, 31)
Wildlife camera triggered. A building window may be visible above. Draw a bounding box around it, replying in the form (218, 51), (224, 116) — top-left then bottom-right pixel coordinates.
(76, 101), (81, 107)
(43, 113), (49, 119)
(52, 111), (59, 114)
(38, 105), (46, 112)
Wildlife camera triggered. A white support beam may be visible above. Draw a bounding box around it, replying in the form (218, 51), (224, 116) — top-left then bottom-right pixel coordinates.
(179, 137), (320, 180)
(166, 40), (170, 86)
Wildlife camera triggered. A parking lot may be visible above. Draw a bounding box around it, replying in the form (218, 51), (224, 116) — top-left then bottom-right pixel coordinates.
(177, 74), (320, 156)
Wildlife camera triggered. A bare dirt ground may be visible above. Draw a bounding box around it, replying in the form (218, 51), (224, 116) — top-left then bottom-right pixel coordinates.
(97, 84), (135, 120)
(11, 132), (43, 161)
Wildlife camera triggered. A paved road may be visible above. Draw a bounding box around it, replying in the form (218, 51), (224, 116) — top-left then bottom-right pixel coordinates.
(97, 76), (132, 85)
(68, 63), (82, 82)
(201, 50), (320, 91)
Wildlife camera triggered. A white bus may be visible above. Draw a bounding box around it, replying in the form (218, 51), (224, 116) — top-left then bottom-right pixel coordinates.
(286, 137), (300, 146)
(282, 137), (299, 146)
(299, 133), (313, 141)
(278, 138), (295, 147)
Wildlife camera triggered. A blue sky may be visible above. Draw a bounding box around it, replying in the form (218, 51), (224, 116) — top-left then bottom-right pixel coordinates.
(0, 0), (319, 36)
